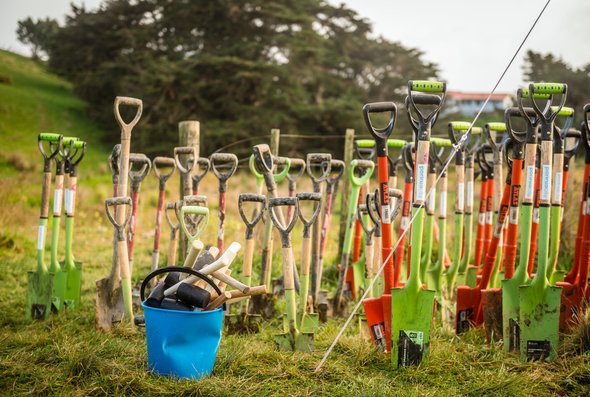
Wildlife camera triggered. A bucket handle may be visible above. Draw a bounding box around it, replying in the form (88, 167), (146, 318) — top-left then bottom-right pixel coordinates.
(140, 266), (227, 311)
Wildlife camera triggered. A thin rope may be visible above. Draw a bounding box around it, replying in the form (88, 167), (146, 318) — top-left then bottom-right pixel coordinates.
(315, 0), (551, 372)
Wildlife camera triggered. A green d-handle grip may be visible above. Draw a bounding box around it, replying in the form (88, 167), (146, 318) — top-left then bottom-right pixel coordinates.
(180, 205), (209, 242)
(350, 159), (375, 187)
(519, 87), (551, 99)
(471, 127), (483, 135)
(388, 139), (407, 148)
(58, 136), (80, 159)
(409, 80), (446, 93)
(447, 121), (471, 144)
(486, 122), (507, 132)
(552, 106), (574, 117)
(356, 139), (375, 148)
(174, 146), (197, 175)
(38, 133), (63, 165)
(362, 102), (397, 146)
(530, 82), (567, 95)
(430, 137), (453, 148)
(114, 96), (143, 138)
(249, 153), (290, 182)
(272, 156), (291, 183)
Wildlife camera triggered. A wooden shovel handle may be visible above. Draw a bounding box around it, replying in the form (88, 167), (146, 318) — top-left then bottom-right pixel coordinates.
(211, 270), (250, 293)
(205, 291), (232, 310)
(114, 96), (143, 139)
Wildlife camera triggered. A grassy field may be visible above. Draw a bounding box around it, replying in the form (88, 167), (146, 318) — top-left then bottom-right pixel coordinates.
(0, 49), (589, 396)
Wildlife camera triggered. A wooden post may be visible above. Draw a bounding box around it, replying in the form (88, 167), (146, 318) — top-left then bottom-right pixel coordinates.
(270, 128), (280, 157)
(337, 128), (354, 260)
(178, 120), (200, 255)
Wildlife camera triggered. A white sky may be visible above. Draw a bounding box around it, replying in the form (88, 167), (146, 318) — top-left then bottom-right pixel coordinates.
(0, 0), (588, 92)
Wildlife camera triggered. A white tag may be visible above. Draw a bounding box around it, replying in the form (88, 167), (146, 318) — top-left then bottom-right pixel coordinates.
(439, 191), (447, 218)
(533, 207), (540, 223)
(478, 212), (485, 225)
(583, 200), (588, 216)
(37, 225), (45, 250)
(382, 204), (391, 225)
(428, 190), (436, 212)
(486, 211), (493, 225)
(541, 164), (552, 201)
(415, 164), (428, 202)
(510, 207), (518, 224)
(65, 189), (73, 214)
(457, 182), (465, 212)
(524, 166), (535, 201)
(64, 188), (70, 214)
(53, 188), (63, 213)
(553, 172), (563, 203)
(467, 181), (474, 206)
(401, 216), (409, 230)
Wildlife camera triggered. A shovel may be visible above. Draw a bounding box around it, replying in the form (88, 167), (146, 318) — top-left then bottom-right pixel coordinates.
(305, 154), (331, 308)
(286, 158), (306, 221)
(296, 192), (322, 331)
(333, 159), (374, 315)
(62, 139), (86, 309)
(226, 193), (266, 333)
(546, 107), (575, 282)
(95, 96), (142, 331)
(26, 133), (62, 320)
(315, 159), (345, 311)
(519, 82), (567, 361)
(127, 153), (151, 276)
(391, 80), (446, 367)
(250, 146), (291, 318)
(191, 157), (210, 195)
(456, 145), (510, 334)
(558, 116), (590, 331)
(502, 101), (541, 353)
(210, 153), (238, 254)
(442, 121), (470, 326)
(102, 197), (133, 326)
(268, 196), (314, 351)
(48, 137), (77, 312)
(151, 156), (176, 273)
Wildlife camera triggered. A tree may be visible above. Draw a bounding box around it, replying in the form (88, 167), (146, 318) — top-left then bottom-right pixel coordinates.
(21, 0), (440, 157)
(523, 50), (590, 127)
(16, 17), (59, 60)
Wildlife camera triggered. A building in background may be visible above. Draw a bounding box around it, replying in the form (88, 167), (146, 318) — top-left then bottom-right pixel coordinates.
(444, 91), (512, 116)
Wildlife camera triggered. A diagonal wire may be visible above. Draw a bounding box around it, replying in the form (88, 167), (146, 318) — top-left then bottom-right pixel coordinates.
(315, 0), (551, 372)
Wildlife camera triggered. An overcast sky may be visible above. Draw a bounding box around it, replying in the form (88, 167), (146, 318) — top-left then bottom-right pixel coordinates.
(1, 0), (587, 92)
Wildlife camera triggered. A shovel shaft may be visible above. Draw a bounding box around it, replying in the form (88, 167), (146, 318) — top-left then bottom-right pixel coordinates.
(315, 189), (334, 301)
(152, 188), (166, 269)
(566, 164), (590, 283)
(504, 158), (523, 279)
(167, 229), (178, 266)
(394, 181), (412, 287)
(127, 189), (140, 272)
(378, 156), (394, 292)
(459, 162), (474, 274)
(217, 190), (226, 253)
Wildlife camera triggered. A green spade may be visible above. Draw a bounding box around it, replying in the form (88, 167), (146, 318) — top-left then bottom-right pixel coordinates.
(62, 140), (86, 309)
(519, 82), (567, 361)
(391, 79), (445, 367)
(26, 133), (62, 320)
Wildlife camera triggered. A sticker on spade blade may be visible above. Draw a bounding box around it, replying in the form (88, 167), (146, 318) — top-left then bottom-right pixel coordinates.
(540, 164), (552, 202)
(526, 340), (551, 361)
(457, 308), (473, 334)
(398, 330), (424, 367)
(415, 164), (427, 202)
(509, 318), (520, 352)
(370, 322), (387, 353)
(524, 165), (535, 201)
(439, 191), (447, 218)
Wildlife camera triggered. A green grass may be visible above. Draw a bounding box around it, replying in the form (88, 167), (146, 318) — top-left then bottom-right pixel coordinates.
(0, 50), (589, 396)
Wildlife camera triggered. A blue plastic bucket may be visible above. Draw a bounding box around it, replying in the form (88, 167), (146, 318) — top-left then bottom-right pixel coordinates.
(142, 303), (223, 379)
(140, 266), (226, 379)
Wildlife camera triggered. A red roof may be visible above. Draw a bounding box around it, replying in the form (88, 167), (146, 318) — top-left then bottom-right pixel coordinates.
(447, 91), (511, 101)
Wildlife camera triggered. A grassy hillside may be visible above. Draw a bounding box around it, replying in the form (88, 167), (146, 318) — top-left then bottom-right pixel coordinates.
(0, 50), (589, 396)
